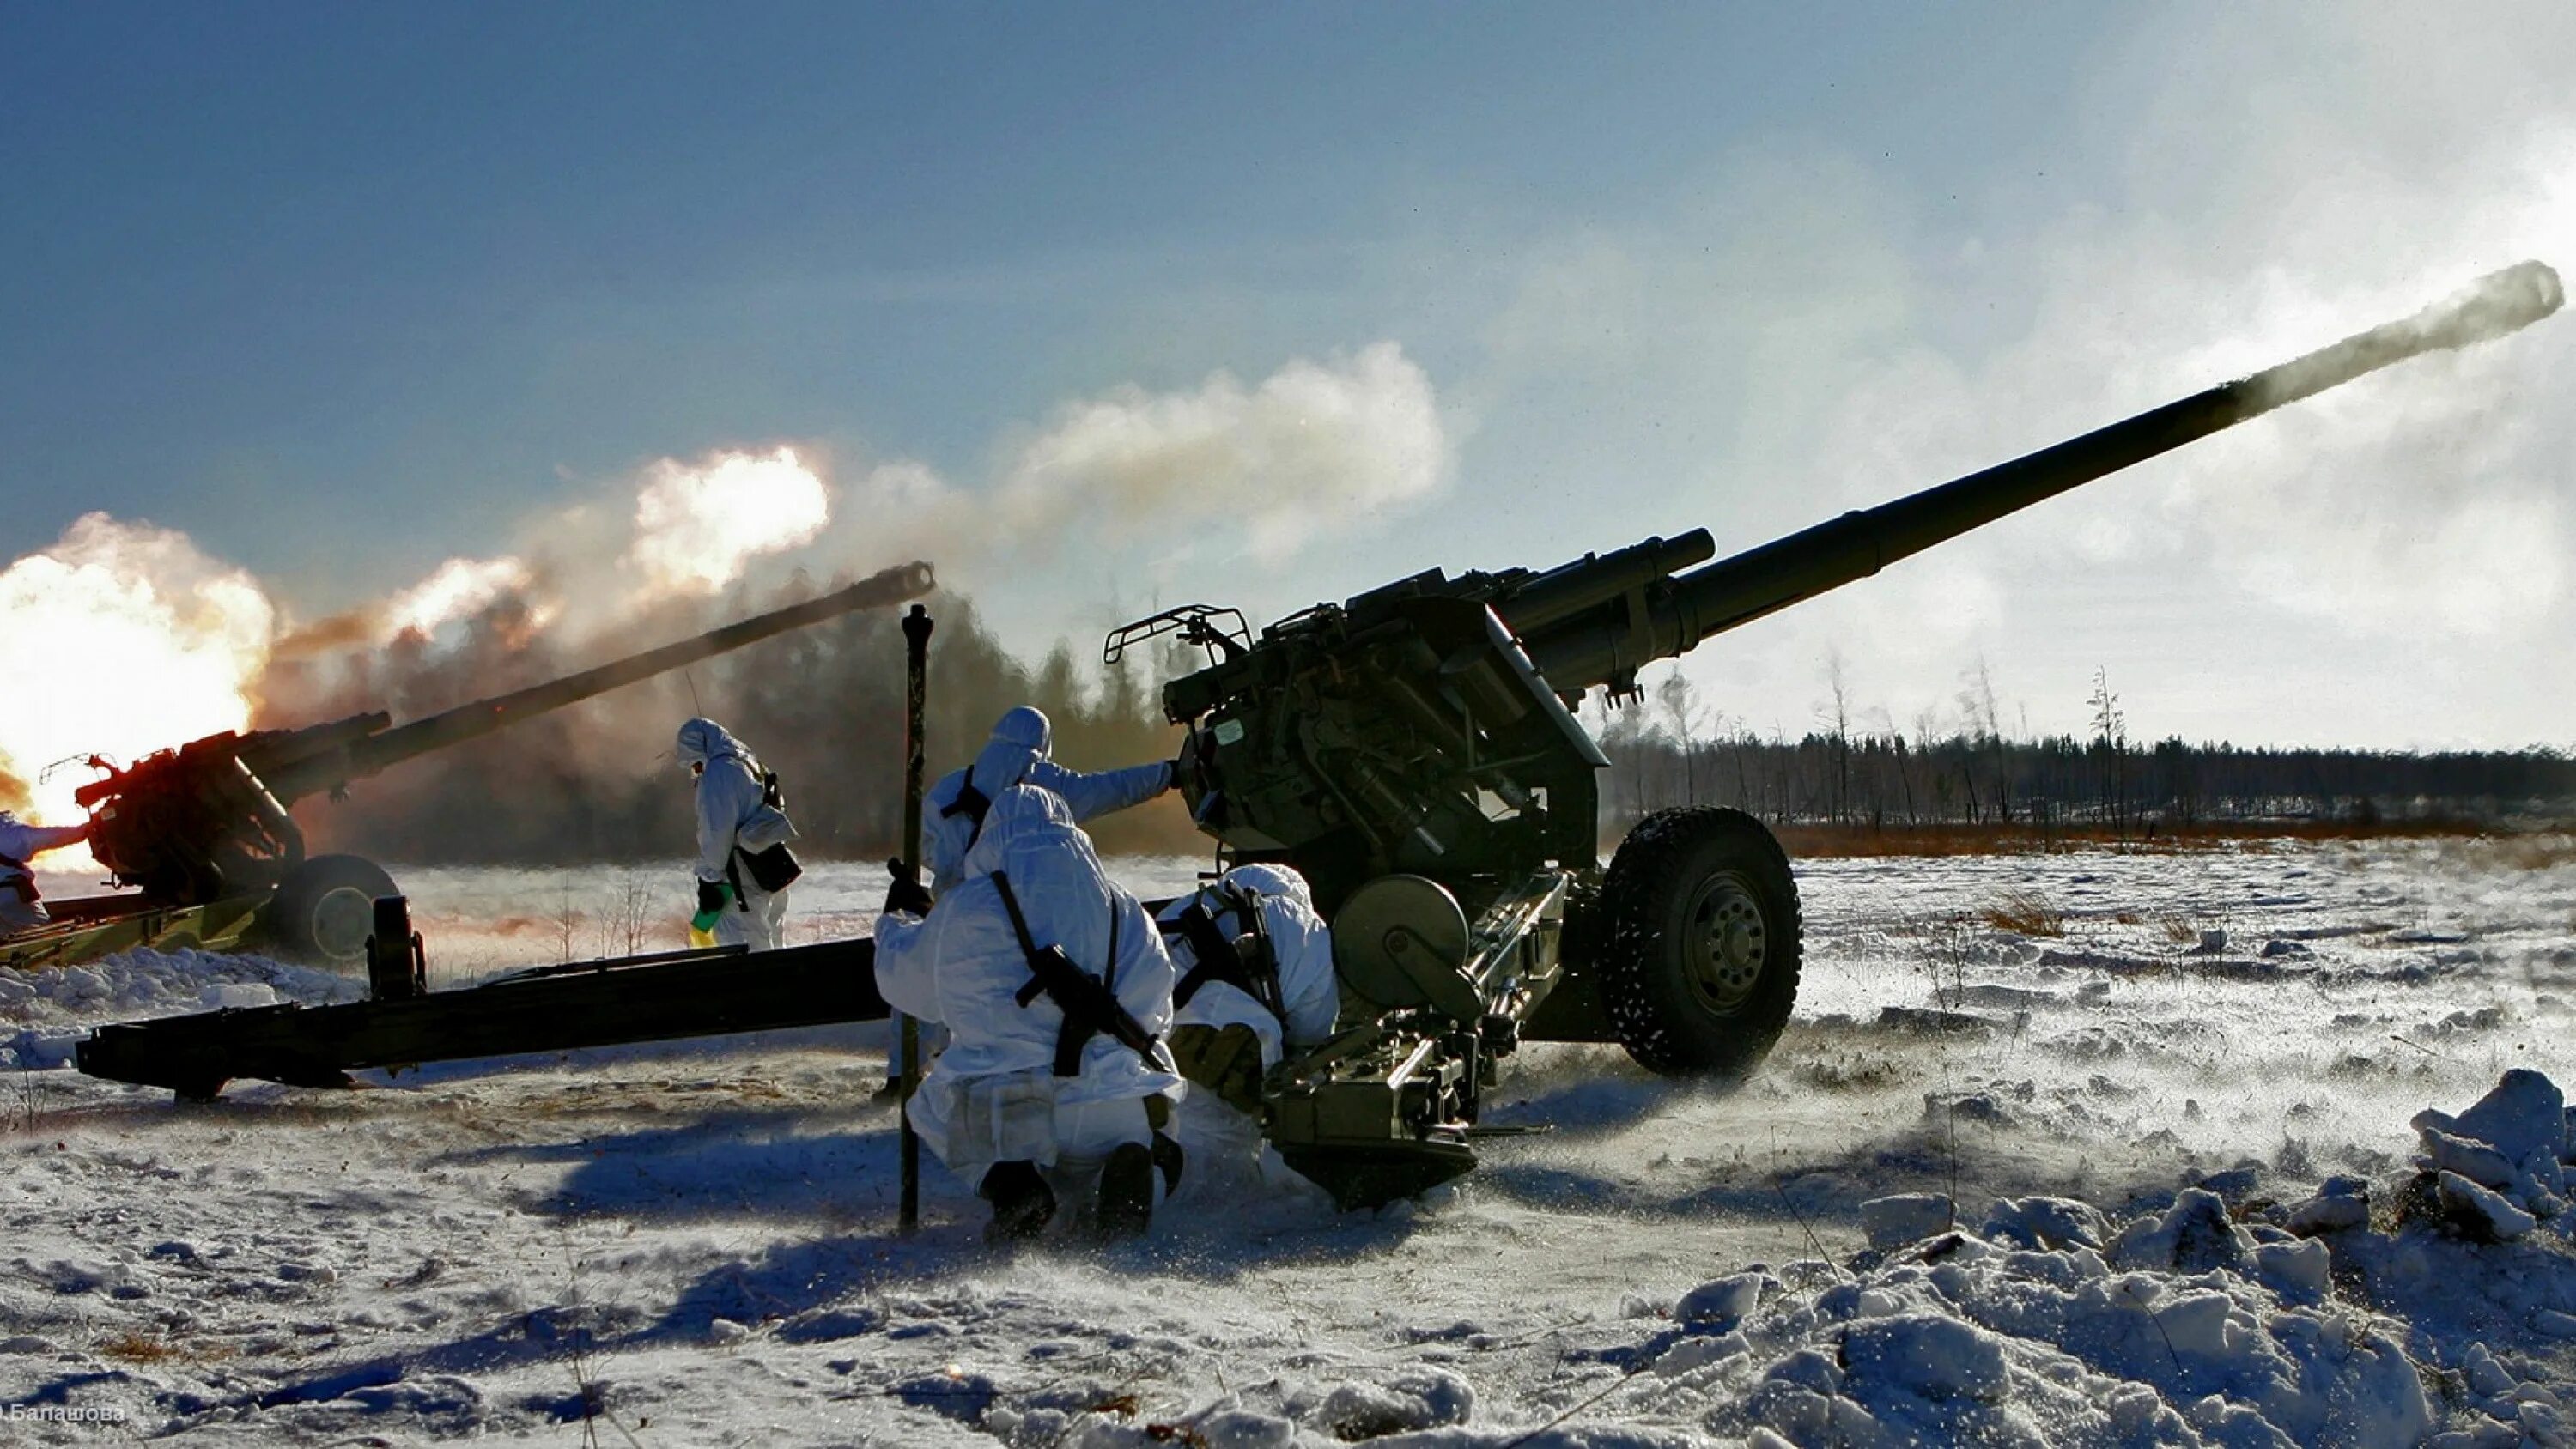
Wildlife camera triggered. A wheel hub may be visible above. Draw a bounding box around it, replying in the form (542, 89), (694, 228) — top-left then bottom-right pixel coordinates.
(308, 886), (375, 964)
(1685, 871), (1769, 1014)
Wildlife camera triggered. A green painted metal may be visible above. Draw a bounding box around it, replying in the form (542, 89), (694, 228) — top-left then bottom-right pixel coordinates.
(1, 894), (264, 974)
(1135, 261), (2562, 1208)
(75, 933), (886, 1101)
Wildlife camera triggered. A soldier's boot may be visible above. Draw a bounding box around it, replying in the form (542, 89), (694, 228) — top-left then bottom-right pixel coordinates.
(979, 1161), (1054, 1245)
(1095, 1143), (1156, 1240)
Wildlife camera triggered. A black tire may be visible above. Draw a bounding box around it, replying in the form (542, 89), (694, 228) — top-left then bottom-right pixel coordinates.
(1597, 808), (1801, 1079)
(264, 854), (399, 972)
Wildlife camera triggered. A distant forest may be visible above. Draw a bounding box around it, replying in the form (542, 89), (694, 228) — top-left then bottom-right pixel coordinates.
(271, 575), (2575, 866)
(1592, 667), (2576, 837)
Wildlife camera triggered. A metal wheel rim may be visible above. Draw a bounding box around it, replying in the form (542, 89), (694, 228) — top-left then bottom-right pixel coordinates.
(308, 886), (375, 963)
(1683, 870), (1769, 1014)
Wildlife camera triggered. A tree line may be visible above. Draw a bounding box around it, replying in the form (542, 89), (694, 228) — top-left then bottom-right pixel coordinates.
(1593, 667), (2576, 836)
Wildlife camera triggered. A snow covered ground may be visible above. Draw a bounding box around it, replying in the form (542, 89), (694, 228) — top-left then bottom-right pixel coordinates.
(3, 837), (2573, 1446)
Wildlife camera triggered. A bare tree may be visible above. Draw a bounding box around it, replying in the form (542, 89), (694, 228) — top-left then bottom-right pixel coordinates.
(594, 869), (656, 959)
(551, 883), (587, 966)
(1956, 653), (2014, 824)
(1656, 665), (1703, 804)
(2087, 666), (2125, 746)
(1820, 652), (1853, 826)
(2087, 666), (2129, 833)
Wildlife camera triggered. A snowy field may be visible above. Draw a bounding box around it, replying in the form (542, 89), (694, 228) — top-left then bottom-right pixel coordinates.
(3, 838), (2573, 1446)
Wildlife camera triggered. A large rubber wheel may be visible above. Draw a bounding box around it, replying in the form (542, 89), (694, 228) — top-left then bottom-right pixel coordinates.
(264, 854), (399, 972)
(1597, 808), (1801, 1079)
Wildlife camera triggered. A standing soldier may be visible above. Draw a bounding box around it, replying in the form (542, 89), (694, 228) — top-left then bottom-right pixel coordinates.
(677, 718), (800, 951)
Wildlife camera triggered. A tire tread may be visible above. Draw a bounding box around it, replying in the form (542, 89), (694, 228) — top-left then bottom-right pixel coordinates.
(1597, 807), (1802, 1078)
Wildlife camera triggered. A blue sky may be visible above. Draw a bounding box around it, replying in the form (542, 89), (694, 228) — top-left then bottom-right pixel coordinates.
(5, 3), (2571, 749)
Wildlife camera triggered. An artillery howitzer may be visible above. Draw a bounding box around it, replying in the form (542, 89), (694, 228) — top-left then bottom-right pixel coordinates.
(1109, 260), (2565, 1206)
(70, 263), (2561, 1216)
(9, 561), (934, 973)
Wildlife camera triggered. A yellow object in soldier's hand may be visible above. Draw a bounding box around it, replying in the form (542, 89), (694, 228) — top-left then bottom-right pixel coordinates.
(687, 921), (718, 949)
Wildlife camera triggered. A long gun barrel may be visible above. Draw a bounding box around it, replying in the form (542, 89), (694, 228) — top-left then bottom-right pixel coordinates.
(1521, 260), (2563, 692)
(1116, 258), (2561, 1209)
(257, 561), (935, 803)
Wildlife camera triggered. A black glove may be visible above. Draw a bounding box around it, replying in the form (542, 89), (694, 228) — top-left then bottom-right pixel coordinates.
(696, 879), (728, 915)
(883, 858), (934, 917)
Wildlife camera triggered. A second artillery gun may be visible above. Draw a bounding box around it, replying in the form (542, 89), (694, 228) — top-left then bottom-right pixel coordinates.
(1109, 260), (2565, 1206)
(6, 562), (934, 973)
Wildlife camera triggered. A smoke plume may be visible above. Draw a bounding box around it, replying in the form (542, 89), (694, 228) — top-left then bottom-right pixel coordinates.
(625, 446), (831, 597)
(998, 342), (1450, 563)
(3, 343), (1444, 867)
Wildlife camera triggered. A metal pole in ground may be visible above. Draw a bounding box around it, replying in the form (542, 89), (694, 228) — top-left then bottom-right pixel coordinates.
(897, 603), (934, 1235)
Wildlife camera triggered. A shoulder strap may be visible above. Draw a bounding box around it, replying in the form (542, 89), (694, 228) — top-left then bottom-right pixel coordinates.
(993, 870), (1046, 989)
(939, 781), (994, 852)
(710, 754), (766, 824)
(993, 870), (1163, 1077)
(1162, 902), (1237, 1001)
(1161, 894), (1286, 1023)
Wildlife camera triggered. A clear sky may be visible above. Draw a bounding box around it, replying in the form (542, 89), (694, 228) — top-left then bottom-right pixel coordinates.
(4, 2), (2571, 752)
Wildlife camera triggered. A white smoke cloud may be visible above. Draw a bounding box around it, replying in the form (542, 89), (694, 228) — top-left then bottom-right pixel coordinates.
(623, 445), (832, 597)
(0, 515), (275, 843)
(380, 555), (536, 640)
(996, 342), (1450, 563)
(239, 345), (1448, 757)
(11, 325), (1445, 747)
(740, 344), (1455, 659)
(1934, 137), (2576, 644)
(268, 445), (840, 658)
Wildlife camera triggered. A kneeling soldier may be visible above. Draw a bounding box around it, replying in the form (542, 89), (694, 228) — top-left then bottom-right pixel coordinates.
(1157, 864), (1340, 1197)
(873, 785), (1182, 1241)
